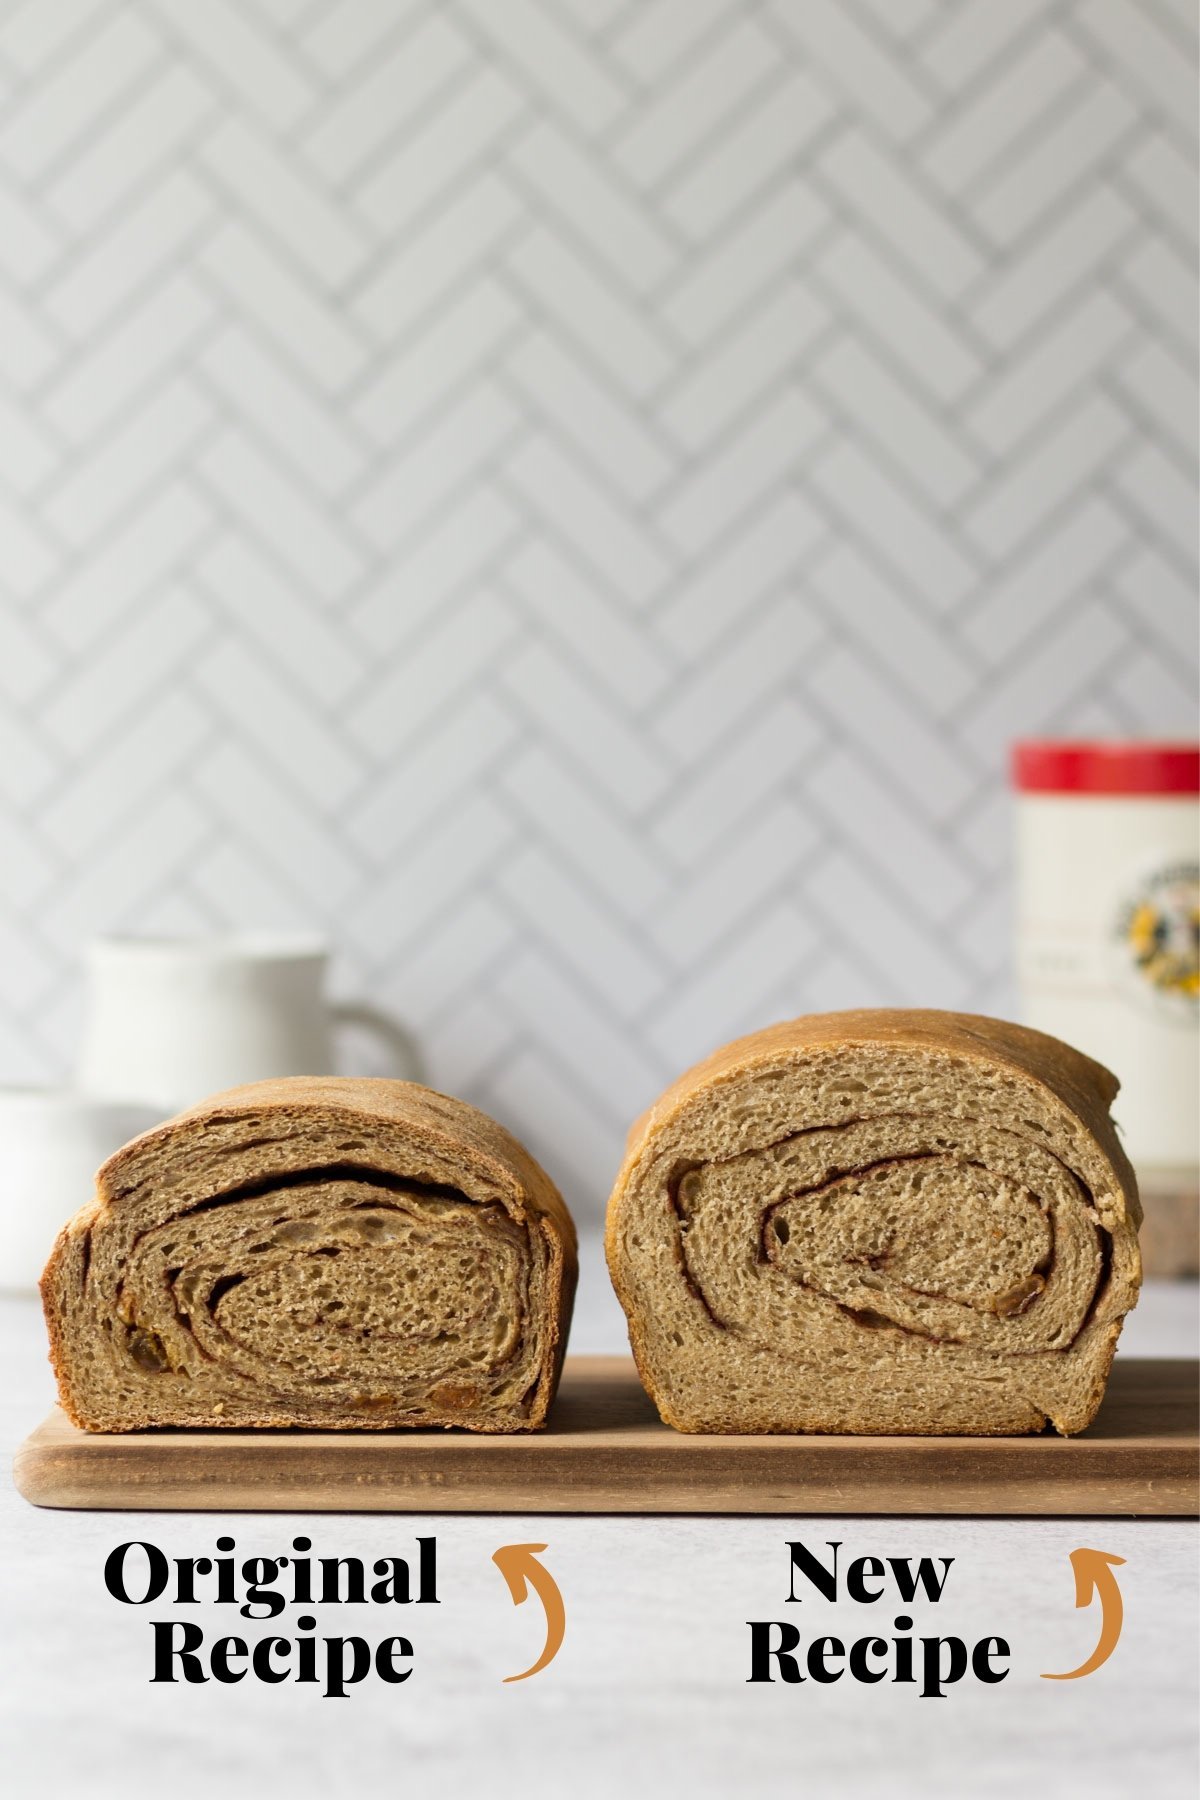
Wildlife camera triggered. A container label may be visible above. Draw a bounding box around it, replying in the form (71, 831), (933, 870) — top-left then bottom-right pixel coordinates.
(1110, 858), (1199, 1018)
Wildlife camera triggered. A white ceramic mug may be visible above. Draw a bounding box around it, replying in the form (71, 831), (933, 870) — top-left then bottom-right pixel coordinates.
(77, 933), (419, 1115)
(0, 1090), (162, 1292)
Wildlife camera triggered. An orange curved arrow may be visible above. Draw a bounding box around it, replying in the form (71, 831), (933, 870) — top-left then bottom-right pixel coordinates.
(492, 1543), (565, 1682)
(1042, 1548), (1126, 1680)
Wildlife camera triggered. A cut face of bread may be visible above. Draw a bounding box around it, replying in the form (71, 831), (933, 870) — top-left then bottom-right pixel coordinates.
(606, 1011), (1142, 1436)
(42, 1078), (576, 1432)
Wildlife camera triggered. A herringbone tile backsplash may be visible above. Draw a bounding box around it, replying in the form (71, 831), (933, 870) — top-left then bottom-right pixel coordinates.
(1, 0), (1196, 1213)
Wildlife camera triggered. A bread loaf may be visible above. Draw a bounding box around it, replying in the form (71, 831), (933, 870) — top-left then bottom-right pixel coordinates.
(606, 1011), (1141, 1435)
(42, 1078), (576, 1432)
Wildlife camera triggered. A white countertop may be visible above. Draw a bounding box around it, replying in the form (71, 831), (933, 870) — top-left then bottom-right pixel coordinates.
(2, 1241), (1196, 1800)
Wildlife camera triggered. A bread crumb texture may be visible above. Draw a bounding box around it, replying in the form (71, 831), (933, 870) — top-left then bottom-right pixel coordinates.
(41, 1078), (576, 1433)
(606, 1010), (1141, 1436)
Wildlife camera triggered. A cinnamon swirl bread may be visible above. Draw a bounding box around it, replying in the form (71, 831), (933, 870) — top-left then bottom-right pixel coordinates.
(606, 1011), (1141, 1435)
(42, 1078), (575, 1432)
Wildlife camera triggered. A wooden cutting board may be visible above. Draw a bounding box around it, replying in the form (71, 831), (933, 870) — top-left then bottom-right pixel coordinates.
(14, 1355), (1198, 1517)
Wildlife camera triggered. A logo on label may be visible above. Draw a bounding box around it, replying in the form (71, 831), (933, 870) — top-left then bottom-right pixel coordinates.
(1112, 860), (1199, 1015)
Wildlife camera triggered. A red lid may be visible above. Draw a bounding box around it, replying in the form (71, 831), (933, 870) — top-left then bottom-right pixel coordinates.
(1013, 741), (1200, 795)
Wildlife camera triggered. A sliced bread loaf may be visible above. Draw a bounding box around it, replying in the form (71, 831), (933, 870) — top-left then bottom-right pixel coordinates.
(606, 1010), (1141, 1435)
(42, 1077), (576, 1432)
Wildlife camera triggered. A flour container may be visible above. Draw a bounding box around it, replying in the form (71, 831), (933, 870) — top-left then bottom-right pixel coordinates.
(1013, 741), (1199, 1274)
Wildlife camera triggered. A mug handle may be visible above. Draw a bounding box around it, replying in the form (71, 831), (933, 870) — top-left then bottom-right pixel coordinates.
(331, 1002), (424, 1083)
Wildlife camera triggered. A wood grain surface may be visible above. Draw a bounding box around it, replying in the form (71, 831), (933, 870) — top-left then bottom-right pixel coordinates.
(14, 1356), (1198, 1517)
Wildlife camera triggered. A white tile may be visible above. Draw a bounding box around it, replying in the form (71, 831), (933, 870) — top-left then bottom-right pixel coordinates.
(655, 595), (823, 761)
(200, 328), (364, 497)
(303, 12), (468, 183)
(813, 334), (981, 506)
(506, 227), (677, 396)
(42, 378), (212, 545)
(807, 643), (978, 822)
(659, 386), (825, 556)
(148, 0), (314, 129)
(497, 846), (664, 1019)
(974, 83), (1137, 244)
(0, 287), (58, 390)
(47, 64), (215, 231)
(201, 121), (368, 286)
(803, 850), (967, 1004)
(41, 792), (211, 946)
(0, 9), (158, 180)
(815, 231), (982, 401)
(0, 708), (58, 806)
(820, 129), (983, 300)
(46, 173), (211, 338)
(41, 588), (210, 752)
(493, 947), (661, 1118)
(200, 224), (366, 392)
(354, 65), (524, 236)
(199, 433), (362, 600)
(505, 435), (671, 605)
(663, 180), (828, 349)
(44, 484), (209, 647)
(0, 494), (58, 596)
(1115, 337), (1198, 464)
(43, 275), (212, 443)
(501, 640), (673, 806)
(0, 174), (61, 284)
(653, 696), (821, 866)
(961, 497), (1129, 666)
(810, 545), (977, 716)
(612, 19), (776, 189)
(507, 332), (673, 504)
(610, 0), (734, 84)
(649, 799), (817, 965)
(962, 395), (1129, 559)
(920, 0), (1043, 88)
(351, 490), (520, 649)
(193, 744), (361, 909)
(353, 384), (521, 550)
(965, 291), (1133, 456)
(194, 638), (365, 810)
(300, 0), (424, 79)
(923, 30), (1084, 193)
(0, 391), (59, 496)
(347, 792), (513, 954)
(500, 744), (670, 920)
(1076, 0), (1197, 139)
(506, 539), (673, 705)
(481, 1045), (623, 1207)
(802, 749), (975, 924)
(1119, 236), (1199, 357)
(354, 280), (520, 447)
(457, 0), (627, 132)
(198, 536), (366, 702)
(1116, 442), (1199, 566)
(646, 898), (817, 1066)
(343, 695), (517, 861)
(354, 175), (520, 343)
(661, 280), (827, 453)
(771, 0), (932, 138)
(960, 597), (1129, 761)
(0, 0), (108, 74)
(510, 119), (675, 293)
(656, 489), (827, 658)
(970, 186), (1136, 349)
(809, 440), (977, 610)
(40, 692), (210, 855)
(347, 593), (520, 757)
(665, 74), (833, 239)
(1123, 132), (1199, 249)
